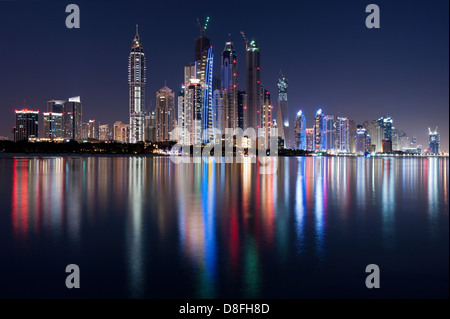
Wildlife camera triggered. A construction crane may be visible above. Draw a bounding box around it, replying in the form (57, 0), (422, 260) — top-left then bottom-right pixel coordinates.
(197, 16), (210, 36)
(240, 31), (248, 50)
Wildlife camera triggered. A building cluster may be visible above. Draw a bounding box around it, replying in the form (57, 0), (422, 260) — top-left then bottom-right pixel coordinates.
(10, 21), (442, 155)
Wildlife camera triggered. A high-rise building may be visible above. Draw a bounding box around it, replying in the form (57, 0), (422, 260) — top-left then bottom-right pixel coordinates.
(213, 89), (223, 135)
(129, 25), (146, 143)
(306, 128), (314, 151)
(237, 91), (247, 130)
(202, 47), (214, 143)
(88, 120), (99, 140)
(185, 79), (203, 145)
(377, 116), (393, 142)
(261, 88), (272, 147)
(43, 112), (64, 139)
(314, 109), (326, 151)
(356, 125), (367, 154)
(362, 119), (382, 152)
(366, 134), (372, 153)
(155, 86), (175, 141)
(99, 124), (111, 141)
(276, 76), (289, 148)
(428, 127), (440, 154)
(382, 138), (392, 153)
(66, 96), (82, 141)
(14, 109), (39, 142)
(334, 116), (349, 152)
(324, 115), (334, 151)
(144, 111), (156, 142)
(349, 119), (356, 153)
(294, 110), (306, 150)
(177, 86), (185, 144)
(113, 121), (130, 143)
(245, 38), (261, 131)
(221, 41), (238, 131)
(195, 18), (211, 85)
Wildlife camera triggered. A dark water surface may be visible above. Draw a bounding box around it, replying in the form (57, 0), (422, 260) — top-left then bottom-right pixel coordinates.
(0, 155), (448, 298)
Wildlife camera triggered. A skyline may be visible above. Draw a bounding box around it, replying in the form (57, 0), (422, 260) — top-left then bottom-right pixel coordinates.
(0, 0), (448, 149)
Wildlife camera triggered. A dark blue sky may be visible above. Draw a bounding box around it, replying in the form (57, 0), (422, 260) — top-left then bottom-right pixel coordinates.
(0, 0), (448, 149)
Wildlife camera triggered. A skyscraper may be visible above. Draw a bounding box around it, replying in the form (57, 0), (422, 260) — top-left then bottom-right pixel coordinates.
(245, 38), (261, 131)
(261, 88), (272, 147)
(43, 112), (63, 139)
(185, 79), (203, 145)
(88, 119), (99, 140)
(314, 109), (326, 151)
(144, 111), (156, 142)
(195, 17), (211, 85)
(324, 115), (334, 151)
(428, 127), (440, 154)
(213, 89), (223, 135)
(177, 85), (185, 144)
(156, 86), (175, 141)
(356, 125), (367, 154)
(306, 128), (314, 151)
(129, 25), (146, 143)
(334, 116), (349, 152)
(14, 109), (39, 142)
(66, 96), (82, 141)
(99, 124), (111, 141)
(221, 41), (238, 130)
(277, 76), (289, 148)
(202, 47), (214, 143)
(294, 110), (306, 150)
(237, 91), (247, 130)
(377, 116), (393, 142)
(113, 121), (130, 143)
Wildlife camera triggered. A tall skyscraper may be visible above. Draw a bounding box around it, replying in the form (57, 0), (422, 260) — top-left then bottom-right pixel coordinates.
(277, 76), (289, 148)
(221, 41), (239, 130)
(66, 96), (82, 141)
(363, 119), (382, 152)
(144, 111), (156, 142)
(14, 109), (39, 142)
(294, 110), (306, 150)
(356, 125), (367, 154)
(88, 119), (99, 140)
(334, 116), (349, 152)
(213, 89), (223, 135)
(245, 38), (261, 131)
(195, 17), (211, 85)
(237, 90), (247, 130)
(177, 85), (185, 144)
(156, 86), (175, 141)
(129, 25), (146, 143)
(314, 109), (326, 151)
(324, 115), (334, 150)
(305, 128), (314, 151)
(428, 127), (440, 154)
(377, 116), (393, 142)
(43, 112), (63, 139)
(185, 79), (203, 145)
(202, 47), (214, 143)
(261, 88), (272, 147)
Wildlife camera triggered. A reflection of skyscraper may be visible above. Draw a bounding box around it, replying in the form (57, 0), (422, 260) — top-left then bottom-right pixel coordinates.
(277, 76), (289, 148)
(245, 38), (261, 131)
(294, 110), (306, 150)
(156, 86), (175, 141)
(129, 25), (146, 143)
(314, 109), (326, 151)
(14, 109), (39, 142)
(428, 127), (440, 154)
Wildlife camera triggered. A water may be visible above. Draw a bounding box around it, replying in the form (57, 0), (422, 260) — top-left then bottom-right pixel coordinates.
(0, 155), (448, 298)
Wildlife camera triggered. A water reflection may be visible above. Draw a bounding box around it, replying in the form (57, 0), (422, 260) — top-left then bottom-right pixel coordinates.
(6, 156), (449, 298)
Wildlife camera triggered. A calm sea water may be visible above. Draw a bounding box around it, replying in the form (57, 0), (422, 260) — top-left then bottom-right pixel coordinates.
(0, 155), (448, 298)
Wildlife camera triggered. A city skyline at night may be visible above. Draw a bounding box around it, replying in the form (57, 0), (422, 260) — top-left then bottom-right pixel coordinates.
(0, 0), (448, 151)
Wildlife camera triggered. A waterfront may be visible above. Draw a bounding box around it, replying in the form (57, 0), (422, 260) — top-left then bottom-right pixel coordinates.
(0, 156), (448, 298)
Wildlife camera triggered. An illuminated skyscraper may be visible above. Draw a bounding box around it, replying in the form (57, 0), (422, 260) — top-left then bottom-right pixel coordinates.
(99, 124), (111, 141)
(334, 116), (349, 152)
(324, 115), (334, 150)
(428, 127), (440, 154)
(306, 128), (314, 151)
(14, 109), (39, 142)
(277, 76), (289, 148)
(113, 121), (130, 143)
(144, 111), (156, 142)
(88, 119), (99, 140)
(261, 88), (272, 147)
(245, 38), (261, 131)
(213, 89), (223, 135)
(202, 47), (214, 143)
(237, 90), (247, 130)
(156, 86), (175, 141)
(185, 79), (203, 145)
(66, 96), (82, 141)
(129, 25), (146, 143)
(221, 41), (238, 130)
(294, 110), (306, 150)
(43, 112), (63, 139)
(314, 109), (326, 151)
(356, 125), (367, 154)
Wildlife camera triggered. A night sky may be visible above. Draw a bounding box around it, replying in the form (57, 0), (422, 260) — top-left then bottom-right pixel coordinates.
(0, 0), (448, 149)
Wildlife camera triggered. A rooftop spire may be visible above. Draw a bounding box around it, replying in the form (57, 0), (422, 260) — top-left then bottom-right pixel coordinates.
(136, 24), (139, 35)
